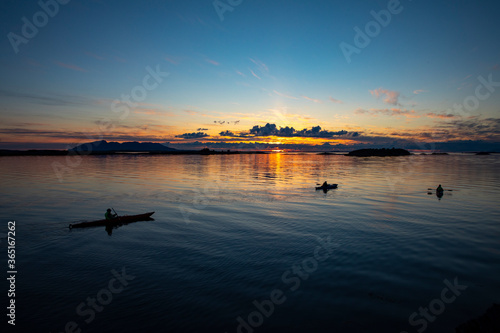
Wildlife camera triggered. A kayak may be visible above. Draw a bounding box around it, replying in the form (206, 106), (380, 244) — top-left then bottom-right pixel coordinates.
(69, 212), (155, 229)
(316, 184), (338, 190)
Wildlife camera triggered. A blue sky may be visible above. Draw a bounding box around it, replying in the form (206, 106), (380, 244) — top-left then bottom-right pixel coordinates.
(1, 0), (500, 150)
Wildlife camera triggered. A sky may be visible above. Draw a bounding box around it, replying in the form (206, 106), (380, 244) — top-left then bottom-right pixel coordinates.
(1, 0), (500, 151)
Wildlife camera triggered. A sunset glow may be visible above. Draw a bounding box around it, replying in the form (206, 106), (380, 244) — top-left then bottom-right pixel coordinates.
(1, 1), (499, 152)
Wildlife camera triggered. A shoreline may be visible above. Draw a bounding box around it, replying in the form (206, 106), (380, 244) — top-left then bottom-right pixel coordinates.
(0, 149), (497, 157)
(0, 149), (270, 156)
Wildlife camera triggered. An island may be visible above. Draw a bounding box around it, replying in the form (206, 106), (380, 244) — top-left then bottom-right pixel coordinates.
(0, 141), (267, 156)
(346, 148), (411, 157)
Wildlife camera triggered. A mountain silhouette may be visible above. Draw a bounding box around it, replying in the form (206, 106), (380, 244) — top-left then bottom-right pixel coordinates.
(69, 140), (177, 153)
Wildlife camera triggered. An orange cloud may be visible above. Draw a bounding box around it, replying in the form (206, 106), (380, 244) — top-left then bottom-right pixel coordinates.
(370, 88), (400, 105)
(206, 58), (220, 66)
(302, 96), (322, 103)
(425, 113), (457, 119)
(329, 97), (343, 104)
(133, 108), (176, 117)
(249, 69), (261, 80)
(273, 90), (298, 100)
(184, 109), (200, 116)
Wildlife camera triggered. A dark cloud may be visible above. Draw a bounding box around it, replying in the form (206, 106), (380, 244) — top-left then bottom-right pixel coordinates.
(219, 130), (236, 137)
(175, 132), (209, 139)
(213, 120), (239, 125)
(244, 123), (359, 138)
(435, 117), (500, 140)
(425, 113), (458, 119)
(197, 128), (209, 131)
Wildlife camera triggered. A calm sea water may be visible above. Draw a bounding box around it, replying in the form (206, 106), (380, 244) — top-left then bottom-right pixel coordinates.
(1, 153), (499, 332)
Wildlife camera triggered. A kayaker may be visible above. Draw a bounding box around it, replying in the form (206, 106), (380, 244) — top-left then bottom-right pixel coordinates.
(436, 184), (444, 192)
(322, 181), (328, 187)
(105, 208), (117, 220)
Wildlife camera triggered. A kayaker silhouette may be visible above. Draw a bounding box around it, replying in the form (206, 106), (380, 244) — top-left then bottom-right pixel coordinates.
(105, 208), (117, 220)
(316, 181), (338, 192)
(436, 185), (444, 200)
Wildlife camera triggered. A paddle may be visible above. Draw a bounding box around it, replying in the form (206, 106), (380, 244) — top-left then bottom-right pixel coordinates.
(427, 188), (454, 191)
(111, 208), (122, 221)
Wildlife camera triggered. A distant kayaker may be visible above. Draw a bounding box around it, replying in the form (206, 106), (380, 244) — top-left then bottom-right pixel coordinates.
(105, 208), (117, 220)
(436, 184), (444, 192)
(322, 181), (328, 187)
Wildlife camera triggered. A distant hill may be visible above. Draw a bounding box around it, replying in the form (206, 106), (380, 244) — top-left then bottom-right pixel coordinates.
(347, 148), (411, 157)
(69, 140), (177, 153)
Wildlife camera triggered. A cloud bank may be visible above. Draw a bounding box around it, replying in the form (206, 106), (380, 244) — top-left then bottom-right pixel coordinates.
(175, 132), (209, 139)
(220, 123), (359, 138)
